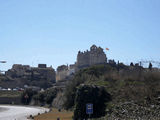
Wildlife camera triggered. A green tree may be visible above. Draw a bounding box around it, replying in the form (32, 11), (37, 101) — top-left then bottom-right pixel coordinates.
(73, 85), (111, 120)
(21, 89), (37, 105)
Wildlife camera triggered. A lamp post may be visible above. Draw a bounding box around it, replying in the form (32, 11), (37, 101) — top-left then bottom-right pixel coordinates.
(0, 61), (6, 73)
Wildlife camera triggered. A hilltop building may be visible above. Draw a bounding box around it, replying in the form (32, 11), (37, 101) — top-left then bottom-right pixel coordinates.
(76, 45), (107, 70)
(56, 45), (107, 81)
(56, 64), (75, 81)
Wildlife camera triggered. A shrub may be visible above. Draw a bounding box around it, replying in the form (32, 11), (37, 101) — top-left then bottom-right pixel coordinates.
(21, 89), (37, 105)
(73, 85), (111, 120)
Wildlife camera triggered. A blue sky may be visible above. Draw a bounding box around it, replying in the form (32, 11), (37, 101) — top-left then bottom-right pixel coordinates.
(0, 0), (160, 71)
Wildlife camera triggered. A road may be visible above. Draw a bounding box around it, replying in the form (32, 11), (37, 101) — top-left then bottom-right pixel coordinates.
(0, 105), (49, 120)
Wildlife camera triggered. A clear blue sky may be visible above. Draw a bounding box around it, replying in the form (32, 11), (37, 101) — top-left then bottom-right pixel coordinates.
(0, 0), (160, 71)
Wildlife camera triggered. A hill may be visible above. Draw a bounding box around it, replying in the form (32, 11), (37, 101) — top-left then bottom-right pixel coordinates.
(63, 63), (160, 119)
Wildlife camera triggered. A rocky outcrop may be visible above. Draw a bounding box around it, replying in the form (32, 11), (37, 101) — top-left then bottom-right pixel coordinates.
(52, 92), (65, 109)
(1, 64), (56, 88)
(106, 102), (160, 120)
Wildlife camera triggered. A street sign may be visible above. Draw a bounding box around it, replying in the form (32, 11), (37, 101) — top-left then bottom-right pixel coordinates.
(86, 103), (93, 115)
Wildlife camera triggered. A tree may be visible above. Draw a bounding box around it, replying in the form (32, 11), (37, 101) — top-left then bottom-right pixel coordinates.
(21, 89), (37, 105)
(73, 85), (111, 120)
(33, 87), (59, 105)
(33, 92), (45, 104)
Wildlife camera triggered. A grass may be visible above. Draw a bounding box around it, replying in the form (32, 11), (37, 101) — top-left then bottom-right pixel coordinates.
(34, 108), (73, 120)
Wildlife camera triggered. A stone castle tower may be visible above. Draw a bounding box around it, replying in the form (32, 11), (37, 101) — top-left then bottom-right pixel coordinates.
(76, 45), (107, 69)
(56, 45), (107, 81)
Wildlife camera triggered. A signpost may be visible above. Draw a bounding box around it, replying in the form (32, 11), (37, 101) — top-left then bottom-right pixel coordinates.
(86, 103), (93, 119)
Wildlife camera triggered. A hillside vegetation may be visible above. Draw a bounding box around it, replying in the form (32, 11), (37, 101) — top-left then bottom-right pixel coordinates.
(63, 63), (160, 119)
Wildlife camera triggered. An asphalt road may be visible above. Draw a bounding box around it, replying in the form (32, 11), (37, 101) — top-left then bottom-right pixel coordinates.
(0, 105), (48, 120)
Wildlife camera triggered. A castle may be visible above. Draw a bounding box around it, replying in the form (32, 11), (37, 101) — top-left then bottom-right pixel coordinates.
(56, 45), (107, 81)
(76, 45), (107, 69)
(0, 45), (107, 86)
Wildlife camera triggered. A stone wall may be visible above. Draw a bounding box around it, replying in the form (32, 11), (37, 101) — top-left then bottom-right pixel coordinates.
(56, 64), (76, 81)
(0, 97), (21, 104)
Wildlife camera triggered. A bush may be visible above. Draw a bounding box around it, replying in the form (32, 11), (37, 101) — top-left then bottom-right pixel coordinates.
(21, 89), (37, 105)
(33, 87), (59, 105)
(73, 85), (111, 120)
